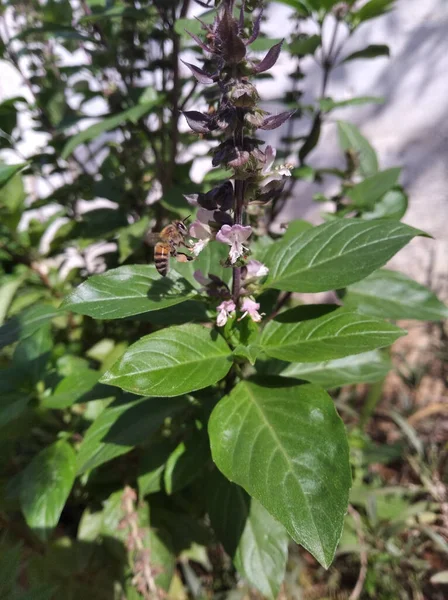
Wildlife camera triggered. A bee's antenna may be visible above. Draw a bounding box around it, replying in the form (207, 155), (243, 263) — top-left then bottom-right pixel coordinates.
(183, 215), (191, 223)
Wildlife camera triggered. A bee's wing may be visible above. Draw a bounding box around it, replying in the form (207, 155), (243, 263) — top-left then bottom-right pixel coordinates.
(145, 231), (160, 247)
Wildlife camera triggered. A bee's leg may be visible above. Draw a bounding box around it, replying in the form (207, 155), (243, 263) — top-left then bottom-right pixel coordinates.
(180, 240), (194, 250)
(175, 252), (194, 263)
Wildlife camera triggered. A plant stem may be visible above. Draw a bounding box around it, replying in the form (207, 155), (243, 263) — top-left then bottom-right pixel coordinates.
(232, 178), (245, 302)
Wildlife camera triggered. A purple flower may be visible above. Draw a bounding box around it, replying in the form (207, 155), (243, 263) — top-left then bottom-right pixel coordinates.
(260, 145), (292, 187)
(216, 224), (252, 264)
(189, 219), (213, 256)
(246, 259), (269, 278)
(239, 297), (264, 323)
(197, 207), (215, 224)
(216, 300), (236, 327)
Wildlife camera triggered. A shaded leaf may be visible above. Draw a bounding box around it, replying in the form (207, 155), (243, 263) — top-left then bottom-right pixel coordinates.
(0, 393), (31, 428)
(299, 113), (321, 163)
(42, 369), (101, 409)
(355, 0), (395, 23)
(62, 265), (195, 319)
(289, 34), (321, 56)
(13, 325), (52, 385)
(343, 269), (448, 321)
(253, 40), (283, 73)
(362, 188), (408, 220)
(0, 162), (27, 187)
(183, 110), (213, 134)
(164, 431), (210, 495)
(259, 110), (295, 131)
(346, 168), (401, 209)
(101, 324), (232, 397)
(138, 439), (176, 496)
(319, 96), (384, 112)
(19, 440), (76, 541)
(337, 121), (378, 177)
(61, 97), (162, 159)
(181, 60), (215, 84)
(77, 395), (188, 474)
(209, 379), (351, 568)
(343, 44), (390, 62)
(207, 470), (288, 599)
(264, 219), (425, 293)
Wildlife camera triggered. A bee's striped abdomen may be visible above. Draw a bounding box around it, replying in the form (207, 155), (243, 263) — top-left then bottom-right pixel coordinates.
(154, 242), (170, 276)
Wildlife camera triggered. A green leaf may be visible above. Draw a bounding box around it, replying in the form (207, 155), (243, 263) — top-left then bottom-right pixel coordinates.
(42, 369), (101, 409)
(282, 219), (313, 242)
(117, 216), (150, 263)
(264, 219), (425, 293)
(355, 0), (395, 23)
(250, 37), (283, 52)
(0, 393), (31, 428)
(61, 98), (161, 159)
(342, 44), (390, 62)
(175, 11), (215, 37)
(0, 275), (24, 325)
(361, 188), (408, 220)
(0, 304), (58, 350)
(260, 307), (404, 362)
(279, 350), (392, 388)
(343, 269), (448, 321)
(209, 379), (351, 568)
(101, 324), (232, 397)
(138, 439), (176, 496)
(299, 113), (321, 164)
(0, 171), (26, 215)
(273, 0), (311, 15)
(337, 121), (378, 177)
(19, 440), (76, 541)
(0, 162), (27, 188)
(289, 34), (321, 56)
(345, 168), (401, 209)
(164, 431), (210, 495)
(174, 241), (231, 288)
(207, 470), (288, 599)
(77, 395), (188, 474)
(13, 324), (52, 385)
(62, 265), (195, 319)
(319, 96), (384, 112)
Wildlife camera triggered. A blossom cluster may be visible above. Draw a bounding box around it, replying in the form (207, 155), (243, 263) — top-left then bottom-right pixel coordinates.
(182, 0), (293, 326)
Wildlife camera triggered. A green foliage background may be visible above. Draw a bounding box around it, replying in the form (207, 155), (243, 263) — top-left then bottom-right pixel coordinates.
(0, 1), (447, 599)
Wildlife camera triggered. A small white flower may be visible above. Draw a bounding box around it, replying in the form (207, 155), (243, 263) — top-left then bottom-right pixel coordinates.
(189, 219), (213, 256)
(216, 300), (236, 327)
(260, 145), (292, 188)
(239, 297), (264, 323)
(246, 259), (269, 278)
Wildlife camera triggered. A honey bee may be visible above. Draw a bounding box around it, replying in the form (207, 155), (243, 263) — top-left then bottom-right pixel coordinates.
(147, 218), (193, 276)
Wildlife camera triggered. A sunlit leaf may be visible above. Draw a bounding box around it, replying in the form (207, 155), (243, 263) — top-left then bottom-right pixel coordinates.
(101, 324), (232, 397)
(264, 219), (425, 293)
(260, 307), (404, 362)
(209, 379), (351, 568)
(62, 265), (196, 319)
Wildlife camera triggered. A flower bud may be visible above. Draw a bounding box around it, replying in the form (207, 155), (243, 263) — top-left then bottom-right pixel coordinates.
(229, 81), (260, 108)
